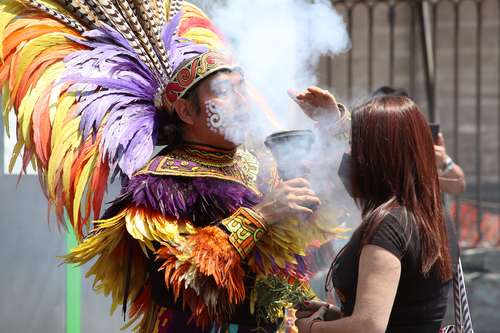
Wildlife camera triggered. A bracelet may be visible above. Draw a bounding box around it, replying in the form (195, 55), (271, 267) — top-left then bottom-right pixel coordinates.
(441, 156), (454, 174)
(219, 207), (267, 258)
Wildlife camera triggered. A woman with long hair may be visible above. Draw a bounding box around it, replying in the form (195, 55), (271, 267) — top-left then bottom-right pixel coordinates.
(291, 89), (458, 333)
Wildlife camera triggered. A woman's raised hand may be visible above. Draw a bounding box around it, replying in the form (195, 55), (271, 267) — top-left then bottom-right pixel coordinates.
(288, 87), (341, 122)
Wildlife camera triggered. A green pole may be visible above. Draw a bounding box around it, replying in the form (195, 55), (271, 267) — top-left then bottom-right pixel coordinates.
(66, 222), (81, 333)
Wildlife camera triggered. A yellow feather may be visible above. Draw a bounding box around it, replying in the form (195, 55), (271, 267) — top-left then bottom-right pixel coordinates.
(7, 140), (22, 173)
(49, 85), (73, 148)
(182, 28), (223, 50)
(125, 212), (154, 251)
(17, 62), (64, 152)
(0, 1), (23, 61)
(61, 148), (74, 201)
(135, 213), (153, 240)
(17, 89), (39, 150)
(124, 212), (140, 240)
(182, 2), (209, 20)
(72, 150), (96, 228)
(47, 116), (80, 197)
(49, 84), (66, 140)
(2, 83), (12, 136)
(13, 33), (69, 95)
(46, 89), (79, 196)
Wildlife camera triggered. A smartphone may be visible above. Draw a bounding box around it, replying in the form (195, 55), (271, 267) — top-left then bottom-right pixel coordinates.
(429, 123), (440, 143)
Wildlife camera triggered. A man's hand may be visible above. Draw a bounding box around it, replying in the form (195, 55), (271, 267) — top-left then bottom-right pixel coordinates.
(296, 300), (343, 321)
(288, 87), (341, 122)
(254, 178), (321, 225)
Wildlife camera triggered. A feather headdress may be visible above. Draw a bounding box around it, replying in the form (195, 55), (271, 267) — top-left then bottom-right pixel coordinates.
(0, 0), (236, 238)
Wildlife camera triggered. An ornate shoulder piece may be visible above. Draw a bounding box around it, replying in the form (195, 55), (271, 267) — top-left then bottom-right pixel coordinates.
(136, 146), (261, 195)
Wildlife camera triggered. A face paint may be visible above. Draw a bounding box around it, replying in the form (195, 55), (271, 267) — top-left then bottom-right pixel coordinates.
(206, 100), (224, 132)
(205, 99), (248, 145)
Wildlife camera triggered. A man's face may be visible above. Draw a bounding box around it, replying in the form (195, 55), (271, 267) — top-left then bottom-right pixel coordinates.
(189, 70), (250, 149)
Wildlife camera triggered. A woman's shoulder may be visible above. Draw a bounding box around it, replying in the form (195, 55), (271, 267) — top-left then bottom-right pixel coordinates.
(369, 207), (418, 259)
(385, 207), (418, 234)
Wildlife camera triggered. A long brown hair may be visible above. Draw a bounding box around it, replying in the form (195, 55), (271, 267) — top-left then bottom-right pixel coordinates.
(350, 96), (452, 280)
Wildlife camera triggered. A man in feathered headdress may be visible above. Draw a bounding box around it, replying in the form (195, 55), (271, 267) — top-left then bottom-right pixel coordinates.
(1, 1), (344, 332)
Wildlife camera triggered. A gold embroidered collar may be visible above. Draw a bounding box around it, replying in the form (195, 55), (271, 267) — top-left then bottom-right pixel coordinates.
(136, 144), (260, 195)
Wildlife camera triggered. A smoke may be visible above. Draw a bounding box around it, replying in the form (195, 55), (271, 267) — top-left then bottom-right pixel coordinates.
(197, 0), (359, 288)
(207, 0), (351, 133)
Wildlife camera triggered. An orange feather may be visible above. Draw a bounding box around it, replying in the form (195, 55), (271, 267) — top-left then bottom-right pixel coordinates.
(3, 24), (72, 59)
(17, 46), (76, 101)
(0, 53), (14, 88)
(32, 85), (52, 168)
(70, 138), (96, 232)
(187, 226), (246, 304)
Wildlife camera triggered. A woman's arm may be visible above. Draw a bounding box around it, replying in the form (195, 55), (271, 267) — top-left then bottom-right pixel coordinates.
(439, 162), (466, 195)
(296, 244), (401, 333)
(435, 133), (466, 195)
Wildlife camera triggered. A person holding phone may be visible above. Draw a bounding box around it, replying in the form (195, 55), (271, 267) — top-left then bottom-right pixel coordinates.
(292, 93), (458, 333)
(373, 87), (466, 196)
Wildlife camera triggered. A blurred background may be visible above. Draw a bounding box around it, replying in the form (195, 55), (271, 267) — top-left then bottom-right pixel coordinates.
(320, 1), (500, 332)
(1, 0), (499, 332)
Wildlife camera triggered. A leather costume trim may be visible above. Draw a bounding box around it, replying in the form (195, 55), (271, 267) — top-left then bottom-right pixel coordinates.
(219, 207), (267, 258)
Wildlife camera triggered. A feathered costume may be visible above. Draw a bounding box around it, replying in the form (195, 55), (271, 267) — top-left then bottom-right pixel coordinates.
(0, 1), (345, 332)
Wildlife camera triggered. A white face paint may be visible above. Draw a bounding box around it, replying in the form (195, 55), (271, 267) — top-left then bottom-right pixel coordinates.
(206, 100), (224, 132)
(205, 98), (248, 145)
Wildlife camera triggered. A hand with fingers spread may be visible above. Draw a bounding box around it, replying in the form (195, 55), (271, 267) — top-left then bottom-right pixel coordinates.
(254, 178), (321, 226)
(288, 86), (341, 122)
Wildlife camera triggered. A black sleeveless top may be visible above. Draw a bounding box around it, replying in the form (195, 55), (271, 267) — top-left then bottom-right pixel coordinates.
(330, 208), (459, 333)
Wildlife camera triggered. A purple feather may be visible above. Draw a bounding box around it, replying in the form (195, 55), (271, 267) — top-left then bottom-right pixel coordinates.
(106, 172), (309, 278)
(161, 11), (209, 72)
(59, 25), (164, 178)
(124, 174), (260, 224)
(161, 11), (182, 52)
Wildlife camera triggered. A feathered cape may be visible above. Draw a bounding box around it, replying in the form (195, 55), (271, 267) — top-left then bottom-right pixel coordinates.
(65, 145), (332, 331)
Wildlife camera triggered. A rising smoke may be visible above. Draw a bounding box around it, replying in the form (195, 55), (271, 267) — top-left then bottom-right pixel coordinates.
(197, 1), (359, 293)
(207, 0), (351, 132)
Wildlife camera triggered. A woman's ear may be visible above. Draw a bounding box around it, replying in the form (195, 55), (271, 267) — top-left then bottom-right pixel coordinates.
(173, 98), (196, 125)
